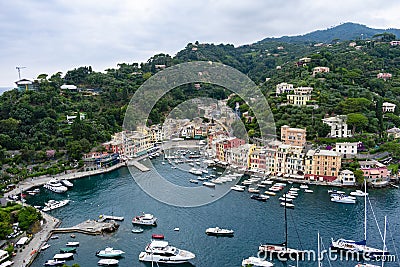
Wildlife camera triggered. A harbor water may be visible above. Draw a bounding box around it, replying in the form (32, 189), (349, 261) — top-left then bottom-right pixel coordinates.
(27, 156), (400, 267)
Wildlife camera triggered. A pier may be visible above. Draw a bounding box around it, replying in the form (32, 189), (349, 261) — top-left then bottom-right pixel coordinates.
(51, 219), (119, 236)
(98, 214), (125, 222)
(127, 160), (150, 172)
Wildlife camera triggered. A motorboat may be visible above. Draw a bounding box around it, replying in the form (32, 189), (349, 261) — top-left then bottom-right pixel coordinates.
(248, 187), (260, 194)
(42, 200), (70, 212)
(251, 194), (269, 202)
(43, 179), (68, 193)
(61, 180), (73, 187)
(282, 194), (296, 199)
(328, 189), (345, 194)
(203, 182), (216, 188)
(264, 191), (276, 196)
(189, 168), (203, 175)
(132, 213), (157, 226)
(152, 234), (165, 240)
(131, 228), (144, 233)
(231, 185), (245, 192)
(350, 190), (369, 197)
(241, 256), (273, 267)
(44, 259), (66, 266)
(299, 184), (308, 189)
(279, 197), (293, 202)
(96, 247), (125, 258)
(189, 179), (199, 184)
(66, 242), (80, 247)
(40, 243), (51, 251)
(97, 259), (119, 266)
(206, 227), (234, 236)
(138, 240), (195, 264)
(330, 195), (356, 204)
(280, 202), (295, 208)
(59, 247), (76, 253)
(261, 180), (274, 185)
(304, 189), (314, 193)
(53, 253), (74, 260)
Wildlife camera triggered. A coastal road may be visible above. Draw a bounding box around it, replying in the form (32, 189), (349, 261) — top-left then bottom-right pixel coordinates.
(12, 212), (59, 267)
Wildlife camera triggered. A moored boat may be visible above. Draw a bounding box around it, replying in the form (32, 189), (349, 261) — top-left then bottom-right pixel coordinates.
(203, 182), (216, 187)
(98, 259), (119, 266)
(138, 240), (195, 264)
(42, 200), (70, 212)
(44, 259), (66, 266)
(251, 194), (269, 202)
(241, 256), (273, 267)
(66, 242), (80, 247)
(152, 234), (165, 240)
(53, 253), (74, 260)
(40, 243), (51, 251)
(132, 213), (157, 226)
(59, 247), (76, 253)
(205, 227), (234, 236)
(96, 247), (125, 258)
(330, 195), (356, 204)
(43, 179), (68, 193)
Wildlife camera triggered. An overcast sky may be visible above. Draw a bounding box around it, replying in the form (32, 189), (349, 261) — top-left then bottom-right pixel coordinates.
(1, 0), (399, 87)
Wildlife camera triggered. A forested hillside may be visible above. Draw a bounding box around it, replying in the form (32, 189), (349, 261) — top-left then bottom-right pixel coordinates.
(1, 24), (400, 183)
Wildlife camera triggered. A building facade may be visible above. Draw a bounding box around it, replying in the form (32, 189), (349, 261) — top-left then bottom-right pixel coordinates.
(322, 115), (352, 138)
(281, 125), (307, 147)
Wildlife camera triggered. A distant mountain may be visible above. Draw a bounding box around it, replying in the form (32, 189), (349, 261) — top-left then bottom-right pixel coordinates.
(260, 22), (400, 44)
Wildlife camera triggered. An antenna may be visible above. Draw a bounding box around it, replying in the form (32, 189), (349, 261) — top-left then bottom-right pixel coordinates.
(16, 66), (26, 80)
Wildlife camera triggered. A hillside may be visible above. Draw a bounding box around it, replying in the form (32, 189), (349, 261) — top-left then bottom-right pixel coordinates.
(1, 23), (400, 183)
(259, 22), (400, 44)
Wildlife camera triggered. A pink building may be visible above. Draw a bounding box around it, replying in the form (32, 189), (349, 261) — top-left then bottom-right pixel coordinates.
(377, 73), (392, 80)
(359, 160), (389, 183)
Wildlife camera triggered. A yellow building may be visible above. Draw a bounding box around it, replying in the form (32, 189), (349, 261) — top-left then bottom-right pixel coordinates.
(305, 149), (341, 182)
(286, 94), (311, 106)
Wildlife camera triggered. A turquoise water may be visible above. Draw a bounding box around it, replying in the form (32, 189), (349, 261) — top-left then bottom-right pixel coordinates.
(27, 157), (400, 267)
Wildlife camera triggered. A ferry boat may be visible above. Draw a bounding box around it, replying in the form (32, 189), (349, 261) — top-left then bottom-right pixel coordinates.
(97, 259), (119, 266)
(132, 213), (157, 226)
(42, 200), (70, 212)
(241, 256), (273, 267)
(205, 227), (234, 236)
(138, 240), (195, 264)
(43, 179), (68, 193)
(44, 259), (66, 266)
(96, 247), (125, 258)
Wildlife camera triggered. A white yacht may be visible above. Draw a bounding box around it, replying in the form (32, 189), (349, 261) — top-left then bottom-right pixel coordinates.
(231, 185), (245, 192)
(43, 179), (68, 193)
(61, 180), (73, 187)
(96, 247), (125, 258)
(189, 168), (203, 175)
(138, 240), (195, 264)
(42, 199), (70, 212)
(205, 227), (234, 236)
(132, 213), (157, 226)
(242, 256), (274, 267)
(330, 195), (356, 204)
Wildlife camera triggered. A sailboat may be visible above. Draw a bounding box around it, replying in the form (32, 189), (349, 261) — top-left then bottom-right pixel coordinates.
(259, 194), (305, 260)
(331, 181), (388, 257)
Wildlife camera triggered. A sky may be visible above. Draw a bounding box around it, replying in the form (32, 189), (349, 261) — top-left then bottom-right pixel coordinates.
(1, 0), (399, 87)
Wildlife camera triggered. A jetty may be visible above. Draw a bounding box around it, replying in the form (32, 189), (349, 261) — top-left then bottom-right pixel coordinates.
(127, 160), (150, 172)
(51, 219), (119, 236)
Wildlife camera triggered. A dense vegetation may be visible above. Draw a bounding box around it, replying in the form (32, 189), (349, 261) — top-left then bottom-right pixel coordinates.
(1, 25), (400, 185)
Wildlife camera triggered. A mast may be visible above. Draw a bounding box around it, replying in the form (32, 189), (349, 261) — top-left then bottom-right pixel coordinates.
(364, 179), (367, 241)
(381, 216), (387, 267)
(317, 232), (321, 267)
(285, 192), (288, 250)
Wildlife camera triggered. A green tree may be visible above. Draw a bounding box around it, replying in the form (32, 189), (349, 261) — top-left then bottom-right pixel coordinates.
(347, 113), (368, 135)
(354, 169), (365, 185)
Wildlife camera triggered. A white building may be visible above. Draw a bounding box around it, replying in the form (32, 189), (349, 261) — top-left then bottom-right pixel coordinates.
(335, 142), (358, 157)
(276, 82), (294, 96)
(322, 115), (352, 138)
(338, 170), (356, 186)
(382, 102), (396, 113)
